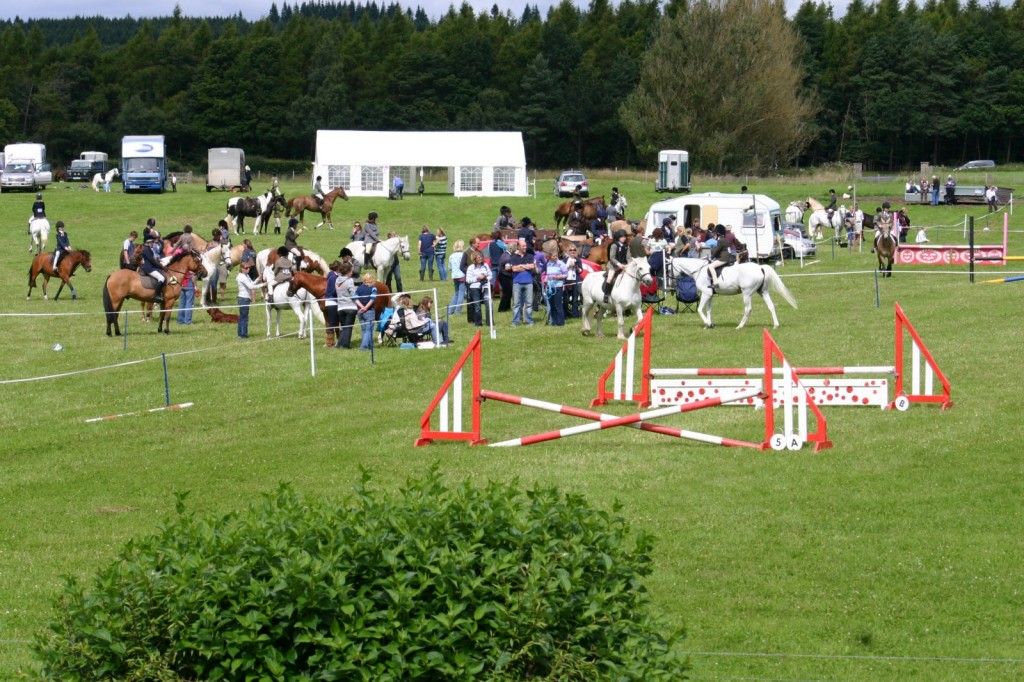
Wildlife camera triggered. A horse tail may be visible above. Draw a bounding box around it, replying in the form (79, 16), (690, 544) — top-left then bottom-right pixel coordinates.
(761, 266), (798, 309)
(28, 259), (35, 288)
(102, 276), (116, 323)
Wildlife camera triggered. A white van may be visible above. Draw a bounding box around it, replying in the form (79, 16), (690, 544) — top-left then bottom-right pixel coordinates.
(1, 142), (50, 191)
(643, 192), (784, 260)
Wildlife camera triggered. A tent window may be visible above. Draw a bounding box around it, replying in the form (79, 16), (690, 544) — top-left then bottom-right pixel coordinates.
(460, 167), (482, 192)
(361, 166), (383, 192)
(493, 167), (515, 192)
(328, 165), (350, 190)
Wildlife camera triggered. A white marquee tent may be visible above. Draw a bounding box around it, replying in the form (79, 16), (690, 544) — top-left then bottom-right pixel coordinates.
(312, 130), (527, 198)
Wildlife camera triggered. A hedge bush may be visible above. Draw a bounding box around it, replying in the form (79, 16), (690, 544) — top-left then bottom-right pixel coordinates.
(35, 470), (687, 680)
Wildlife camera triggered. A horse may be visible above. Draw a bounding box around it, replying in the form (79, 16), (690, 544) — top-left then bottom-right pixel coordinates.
(807, 206), (847, 242)
(264, 278), (325, 338)
(287, 187), (348, 230)
(875, 221), (898, 278)
(343, 236), (412, 282)
(554, 196), (606, 230)
(785, 200), (807, 224)
(580, 257), (653, 340)
(162, 232), (232, 306)
(670, 257), (797, 329)
(27, 250), (92, 300)
(286, 271), (390, 317)
(28, 218), (50, 254)
(91, 168), (119, 192)
(226, 190), (285, 235)
(255, 247), (329, 283)
(102, 251), (207, 336)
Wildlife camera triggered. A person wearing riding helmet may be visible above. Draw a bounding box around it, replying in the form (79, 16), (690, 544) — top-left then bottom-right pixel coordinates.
(142, 217), (157, 243)
(313, 175), (325, 208)
(273, 245), (295, 287)
(140, 228), (167, 302)
(603, 229), (630, 303)
(284, 217), (305, 269)
(31, 192), (46, 221)
(874, 201), (895, 250)
(708, 225), (745, 291)
(51, 221), (71, 271)
(362, 211), (381, 266)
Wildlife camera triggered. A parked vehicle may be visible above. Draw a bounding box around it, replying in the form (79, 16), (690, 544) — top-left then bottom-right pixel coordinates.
(206, 147), (248, 191)
(781, 222), (816, 259)
(644, 191), (784, 261)
(655, 150), (691, 193)
(1, 142), (49, 191)
(67, 151), (110, 182)
(554, 170), (589, 197)
(122, 135), (166, 193)
(956, 159), (995, 170)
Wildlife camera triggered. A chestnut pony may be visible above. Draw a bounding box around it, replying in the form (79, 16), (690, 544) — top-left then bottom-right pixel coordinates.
(287, 187), (348, 230)
(27, 249), (92, 300)
(102, 251), (206, 336)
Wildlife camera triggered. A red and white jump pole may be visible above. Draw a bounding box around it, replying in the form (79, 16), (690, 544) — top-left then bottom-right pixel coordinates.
(487, 390), (763, 448)
(481, 388), (764, 449)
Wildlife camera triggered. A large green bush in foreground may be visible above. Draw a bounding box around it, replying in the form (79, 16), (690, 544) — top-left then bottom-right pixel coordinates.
(35, 471), (687, 680)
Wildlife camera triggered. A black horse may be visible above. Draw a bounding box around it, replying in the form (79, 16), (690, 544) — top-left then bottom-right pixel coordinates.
(226, 191), (285, 235)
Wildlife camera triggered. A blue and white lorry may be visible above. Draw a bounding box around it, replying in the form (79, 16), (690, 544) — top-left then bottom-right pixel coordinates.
(121, 135), (167, 192)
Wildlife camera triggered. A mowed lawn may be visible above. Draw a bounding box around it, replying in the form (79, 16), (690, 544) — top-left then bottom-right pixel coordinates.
(1, 170), (1023, 679)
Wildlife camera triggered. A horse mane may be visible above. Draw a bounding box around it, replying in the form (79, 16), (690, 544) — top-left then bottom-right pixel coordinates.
(76, 249), (91, 260)
(163, 231), (182, 243)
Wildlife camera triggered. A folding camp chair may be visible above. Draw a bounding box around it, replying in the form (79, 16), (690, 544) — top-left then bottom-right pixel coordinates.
(380, 307), (426, 347)
(640, 277), (664, 313)
(674, 272), (699, 314)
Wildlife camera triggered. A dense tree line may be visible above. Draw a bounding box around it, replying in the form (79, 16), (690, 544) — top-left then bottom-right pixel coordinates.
(0, 0), (1019, 172)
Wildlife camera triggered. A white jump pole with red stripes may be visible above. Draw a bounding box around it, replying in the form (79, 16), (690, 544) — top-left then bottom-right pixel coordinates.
(487, 389), (763, 448)
(481, 388), (764, 449)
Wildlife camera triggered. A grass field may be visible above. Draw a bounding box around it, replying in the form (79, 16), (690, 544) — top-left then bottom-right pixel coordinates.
(2, 169), (1023, 679)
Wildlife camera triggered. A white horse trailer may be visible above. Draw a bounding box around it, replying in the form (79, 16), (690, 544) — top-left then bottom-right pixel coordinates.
(644, 192), (784, 261)
(655, 150), (690, 193)
(207, 147), (247, 192)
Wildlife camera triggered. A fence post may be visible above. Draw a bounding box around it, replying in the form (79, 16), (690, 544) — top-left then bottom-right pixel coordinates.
(161, 352), (170, 406)
(968, 217), (975, 284)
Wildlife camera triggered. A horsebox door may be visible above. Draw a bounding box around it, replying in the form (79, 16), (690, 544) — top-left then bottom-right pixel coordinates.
(702, 205), (719, 227)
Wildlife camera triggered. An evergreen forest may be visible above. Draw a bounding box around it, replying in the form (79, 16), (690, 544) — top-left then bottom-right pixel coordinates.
(0, 0), (1019, 172)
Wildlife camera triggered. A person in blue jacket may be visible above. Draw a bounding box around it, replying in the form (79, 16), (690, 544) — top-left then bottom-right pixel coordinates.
(51, 221), (70, 271)
(140, 230), (167, 302)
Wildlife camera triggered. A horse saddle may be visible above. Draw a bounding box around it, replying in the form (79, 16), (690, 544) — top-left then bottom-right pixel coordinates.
(139, 274), (177, 290)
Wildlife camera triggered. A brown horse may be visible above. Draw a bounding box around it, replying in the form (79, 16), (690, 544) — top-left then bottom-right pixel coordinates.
(554, 195), (605, 230)
(288, 270), (392, 318)
(102, 251), (207, 336)
(288, 187), (348, 230)
(27, 250), (92, 300)
(876, 223), (898, 278)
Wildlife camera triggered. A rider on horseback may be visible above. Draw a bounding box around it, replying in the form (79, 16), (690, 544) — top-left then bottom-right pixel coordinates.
(826, 188), (838, 223)
(362, 212), (381, 266)
(610, 186), (627, 219)
(285, 217), (305, 269)
(31, 192), (46, 221)
(141, 229), (167, 303)
(602, 229), (630, 304)
(52, 221), (70, 271)
(708, 225), (746, 292)
(874, 202), (895, 251)
(272, 245), (294, 289)
(313, 175), (325, 209)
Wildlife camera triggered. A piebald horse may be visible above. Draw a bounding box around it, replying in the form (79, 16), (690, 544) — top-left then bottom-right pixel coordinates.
(91, 168), (119, 192)
(670, 257), (797, 329)
(226, 190), (285, 235)
(343, 236), (412, 282)
(102, 251), (207, 335)
(27, 249), (92, 300)
(288, 187), (348, 230)
(580, 257), (653, 340)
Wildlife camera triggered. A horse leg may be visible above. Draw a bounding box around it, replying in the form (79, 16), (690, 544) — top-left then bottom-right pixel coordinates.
(761, 292), (781, 328)
(697, 293), (713, 328)
(42, 273), (51, 300)
(54, 278), (67, 301)
(736, 292), (754, 329)
(616, 305), (627, 340)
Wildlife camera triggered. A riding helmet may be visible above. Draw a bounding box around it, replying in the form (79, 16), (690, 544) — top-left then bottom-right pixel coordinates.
(288, 217), (299, 227)
(613, 229), (627, 240)
(882, 201), (891, 209)
(715, 225), (727, 236)
(56, 220), (65, 230)
(277, 246), (289, 256)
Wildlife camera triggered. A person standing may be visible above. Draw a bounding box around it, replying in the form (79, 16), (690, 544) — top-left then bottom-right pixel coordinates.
(235, 262), (262, 339)
(930, 175), (940, 206)
(562, 244), (582, 318)
(244, 165), (253, 189)
(323, 260), (341, 348)
(354, 272), (378, 350)
(418, 225), (435, 280)
(385, 231), (404, 294)
(510, 240), (535, 326)
(464, 252), (490, 327)
(121, 230), (139, 270)
(434, 228), (448, 281)
(986, 185), (999, 213)
(544, 249), (568, 326)
(170, 173), (178, 193)
(392, 174), (404, 199)
(487, 229), (508, 295)
(176, 269), (195, 325)
(516, 217), (536, 254)
(447, 239), (466, 317)
(497, 242), (516, 312)
(944, 175), (957, 205)
(336, 262), (358, 349)
(628, 223), (649, 259)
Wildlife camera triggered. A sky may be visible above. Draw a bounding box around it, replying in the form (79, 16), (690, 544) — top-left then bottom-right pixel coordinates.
(0, 0), (834, 22)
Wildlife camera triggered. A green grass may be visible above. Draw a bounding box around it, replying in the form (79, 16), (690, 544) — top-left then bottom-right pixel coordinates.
(1, 172), (1023, 679)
